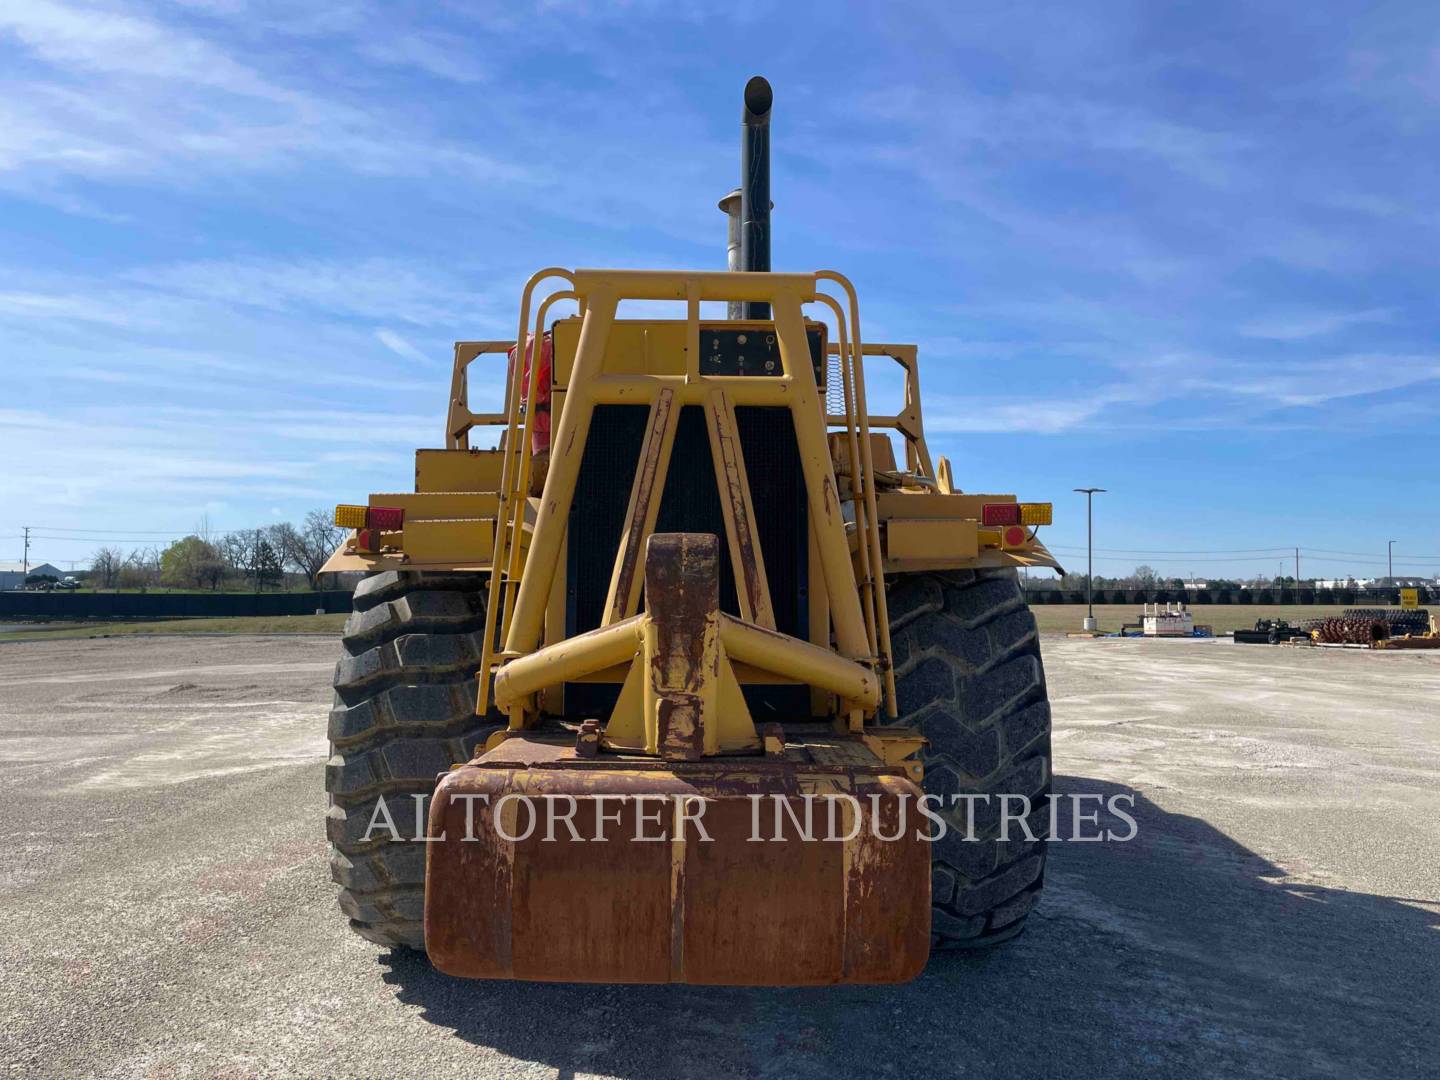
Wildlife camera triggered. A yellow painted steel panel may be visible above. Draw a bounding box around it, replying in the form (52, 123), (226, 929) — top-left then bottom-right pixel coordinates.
(885, 517), (979, 571)
(874, 491), (1006, 521)
(367, 491), (499, 518)
(415, 449), (504, 493)
(401, 518), (494, 563)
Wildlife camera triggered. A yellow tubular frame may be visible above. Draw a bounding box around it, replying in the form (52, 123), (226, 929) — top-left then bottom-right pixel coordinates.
(479, 268), (897, 725)
(814, 294), (880, 690)
(818, 272), (898, 716)
(477, 268), (575, 715)
(824, 342), (936, 480)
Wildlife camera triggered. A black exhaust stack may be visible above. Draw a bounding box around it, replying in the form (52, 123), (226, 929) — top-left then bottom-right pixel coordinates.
(740, 76), (772, 319)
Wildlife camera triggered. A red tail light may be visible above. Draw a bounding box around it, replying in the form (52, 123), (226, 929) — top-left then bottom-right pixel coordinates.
(368, 506), (405, 531)
(982, 503), (1020, 526)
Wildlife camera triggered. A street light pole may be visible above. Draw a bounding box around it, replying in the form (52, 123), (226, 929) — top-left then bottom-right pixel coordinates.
(1073, 488), (1105, 631)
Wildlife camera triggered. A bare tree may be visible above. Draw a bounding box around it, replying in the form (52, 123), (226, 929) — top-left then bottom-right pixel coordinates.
(114, 547), (160, 592)
(223, 529), (290, 592)
(91, 547), (124, 589)
(276, 511), (344, 590)
(221, 531), (254, 578)
(116, 562), (148, 590)
(131, 546), (162, 587)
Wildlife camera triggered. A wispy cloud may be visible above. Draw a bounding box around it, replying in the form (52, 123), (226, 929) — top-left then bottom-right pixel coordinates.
(0, 0), (522, 187)
(374, 328), (438, 366)
(125, 256), (481, 325)
(1239, 308), (1393, 340)
(1189, 353), (1440, 407)
(357, 32), (487, 84)
(925, 394), (1124, 435)
(853, 86), (1248, 186)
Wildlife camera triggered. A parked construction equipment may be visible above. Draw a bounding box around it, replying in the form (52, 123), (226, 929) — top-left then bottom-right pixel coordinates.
(320, 78), (1059, 985)
(1233, 607), (1437, 648)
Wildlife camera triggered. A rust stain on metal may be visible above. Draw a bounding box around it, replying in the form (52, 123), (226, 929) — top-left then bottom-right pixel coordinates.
(645, 533), (716, 692)
(716, 427), (765, 619)
(607, 389), (675, 623)
(423, 732), (930, 985)
(821, 475), (838, 524)
(656, 695), (704, 761)
(575, 718), (601, 758)
(705, 392), (774, 628)
(645, 532), (717, 761)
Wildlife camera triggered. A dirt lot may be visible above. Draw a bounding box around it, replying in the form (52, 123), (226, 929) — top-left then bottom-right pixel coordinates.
(1, 634), (1436, 1078)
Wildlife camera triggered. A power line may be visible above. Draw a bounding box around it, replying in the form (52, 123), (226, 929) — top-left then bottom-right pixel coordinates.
(27, 526), (197, 537)
(1050, 545), (1296, 555)
(24, 536), (184, 543)
(1302, 547), (1440, 560)
(1047, 545), (1440, 562)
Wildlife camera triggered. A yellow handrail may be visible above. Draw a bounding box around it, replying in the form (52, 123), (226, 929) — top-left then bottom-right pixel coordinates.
(476, 268), (574, 717)
(817, 271), (897, 717)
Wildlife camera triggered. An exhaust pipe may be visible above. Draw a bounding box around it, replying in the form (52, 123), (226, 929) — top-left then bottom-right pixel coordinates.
(740, 75), (772, 318)
(719, 76), (773, 319)
(717, 188), (742, 318)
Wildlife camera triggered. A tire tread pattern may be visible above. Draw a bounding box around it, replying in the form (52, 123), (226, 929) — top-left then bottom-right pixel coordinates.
(326, 572), (497, 948)
(886, 567), (1051, 949)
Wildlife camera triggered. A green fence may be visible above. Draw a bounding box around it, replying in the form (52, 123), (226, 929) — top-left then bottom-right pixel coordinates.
(0, 590), (354, 620)
(1022, 588), (1430, 606)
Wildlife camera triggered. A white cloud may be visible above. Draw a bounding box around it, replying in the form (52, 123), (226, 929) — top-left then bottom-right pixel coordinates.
(357, 33), (486, 84)
(125, 256), (479, 325)
(0, 0), (281, 96)
(1239, 308), (1393, 341)
(925, 398), (1110, 435)
(1189, 353), (1440, 407)
(852, 85), (1247, 186)
(374, 328), (438, 366)
(0, 1), (522, 188)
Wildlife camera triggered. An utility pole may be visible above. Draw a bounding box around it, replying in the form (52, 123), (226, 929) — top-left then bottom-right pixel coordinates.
(22, 527), (30, 578)
(1295, 547), (1300, 585)
(1388, 539), (1396, 594)
(1073, 488), (1105, 631)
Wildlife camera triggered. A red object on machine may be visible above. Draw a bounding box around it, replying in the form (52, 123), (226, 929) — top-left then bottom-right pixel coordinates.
(508, 333), (554, 454)
(367, 506), (405, 531)
(982, 503), (1021, 526)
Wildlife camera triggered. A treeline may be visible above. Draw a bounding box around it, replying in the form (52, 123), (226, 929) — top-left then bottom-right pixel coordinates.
(89, 511), (343, 592)
(1028, 565), (1311, 592)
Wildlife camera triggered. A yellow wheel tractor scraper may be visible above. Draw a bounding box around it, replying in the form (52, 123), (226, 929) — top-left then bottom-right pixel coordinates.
(321, 77), (1062, 985)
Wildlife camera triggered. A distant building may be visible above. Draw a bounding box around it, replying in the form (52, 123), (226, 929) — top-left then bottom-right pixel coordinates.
(1314, 577), (1433, 589)
(0, 561), (64, 590)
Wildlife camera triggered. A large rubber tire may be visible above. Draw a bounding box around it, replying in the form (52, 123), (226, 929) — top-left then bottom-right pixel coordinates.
(325, 571), (499, 949)
(885, 567), (1051, 949)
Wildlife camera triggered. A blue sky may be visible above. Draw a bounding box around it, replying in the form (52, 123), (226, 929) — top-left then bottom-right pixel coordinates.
(2, 0), (1439, 581)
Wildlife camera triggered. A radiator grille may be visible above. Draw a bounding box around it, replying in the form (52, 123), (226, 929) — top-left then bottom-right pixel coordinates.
(565, 404), (809, 720)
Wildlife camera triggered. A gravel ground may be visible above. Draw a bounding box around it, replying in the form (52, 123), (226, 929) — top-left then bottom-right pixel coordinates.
(1, 634), (1436, 1079)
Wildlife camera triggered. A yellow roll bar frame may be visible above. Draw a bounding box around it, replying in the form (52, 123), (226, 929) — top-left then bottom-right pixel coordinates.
(477, 268), (898, 732)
